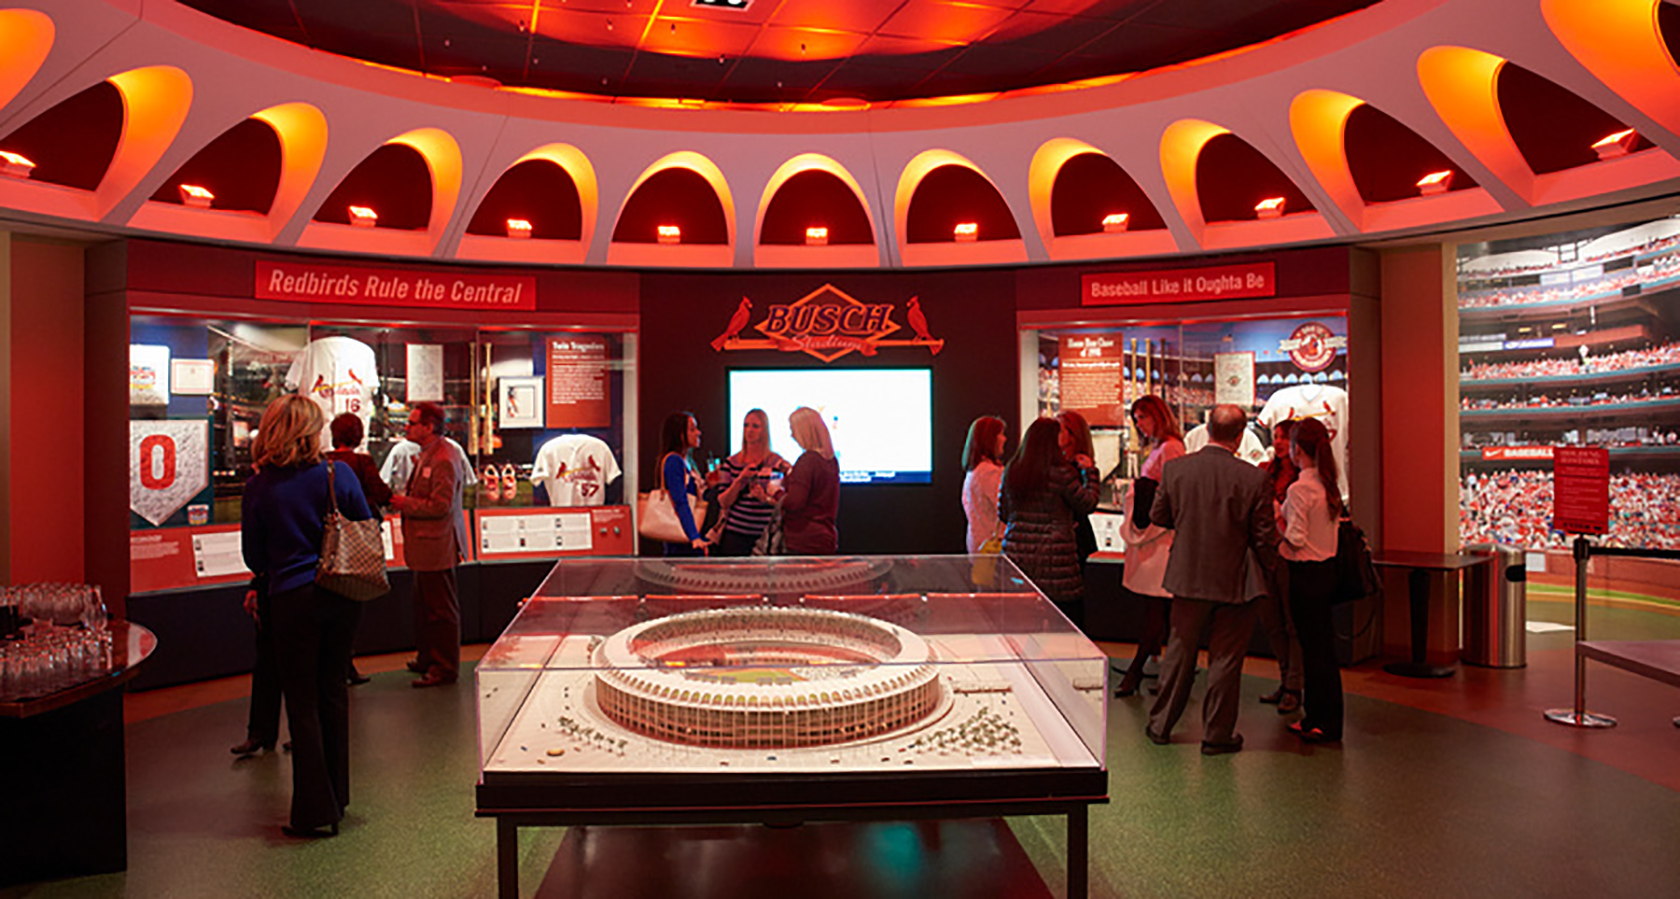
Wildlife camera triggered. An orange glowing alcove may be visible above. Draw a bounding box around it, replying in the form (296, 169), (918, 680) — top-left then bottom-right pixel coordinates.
(0, 9), (53, 113)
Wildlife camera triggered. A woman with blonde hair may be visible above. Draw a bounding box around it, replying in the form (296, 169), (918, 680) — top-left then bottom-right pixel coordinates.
(713, 408), (793, 556)
(781, 406), (840, 554)
(241, 395), (374, 838)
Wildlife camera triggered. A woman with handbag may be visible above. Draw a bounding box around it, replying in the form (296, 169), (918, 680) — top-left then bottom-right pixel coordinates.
(961, 416), (1007, 554)
(1278, 417), (1345, 744)
(657, 411), (710, 556)
(241, 395), (374, 837)
(712, 409), (792, 556)
(1115, 395), (1184, 697)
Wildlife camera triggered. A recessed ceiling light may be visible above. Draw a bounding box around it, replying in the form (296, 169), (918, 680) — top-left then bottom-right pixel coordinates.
(692, 0), (750, 9)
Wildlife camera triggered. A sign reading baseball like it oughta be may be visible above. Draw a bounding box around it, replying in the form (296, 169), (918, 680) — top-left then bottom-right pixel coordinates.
(131, 420), (210, 526)
(711, 284), (943, 362)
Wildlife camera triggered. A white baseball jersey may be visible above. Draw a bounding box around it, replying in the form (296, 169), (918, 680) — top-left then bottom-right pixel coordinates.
(1258, 384), (1350, 498)
(1183, 423), (1269, 466)
(532, 434), (622, 506)
(286, 336), (378, 446)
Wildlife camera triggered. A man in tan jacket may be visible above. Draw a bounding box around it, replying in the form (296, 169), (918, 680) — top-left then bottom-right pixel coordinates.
(392, 402), (465, 688)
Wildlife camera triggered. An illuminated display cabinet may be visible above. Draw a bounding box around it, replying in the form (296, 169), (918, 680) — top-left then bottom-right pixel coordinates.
(474, 554), (1110, 897)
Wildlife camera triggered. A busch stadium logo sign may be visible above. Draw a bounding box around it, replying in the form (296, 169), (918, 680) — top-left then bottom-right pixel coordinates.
(711, 283), (943, 363)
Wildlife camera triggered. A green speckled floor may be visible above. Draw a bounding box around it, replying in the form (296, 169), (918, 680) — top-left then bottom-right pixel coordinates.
(5, 662), (1678, 898)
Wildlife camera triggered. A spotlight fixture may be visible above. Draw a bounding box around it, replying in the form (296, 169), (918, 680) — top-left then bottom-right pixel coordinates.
(0, 150), (36, 179)
(1416, 170), (1454, 196)
(1101, 213), (1129, 234)
(177, 184), (214, 208)
(657, 224), (681, 245)
(953, 222), (978, 242)
(1592, 128), (1637, 160)
(1254, 197), (1286, 220)
(348, 205), (378, 227)
(804, 226), (828, 246)
(506, 218), (533, 239)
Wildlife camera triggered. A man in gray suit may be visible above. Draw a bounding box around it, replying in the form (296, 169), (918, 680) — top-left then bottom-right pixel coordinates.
(1147, 404), (1279, 754)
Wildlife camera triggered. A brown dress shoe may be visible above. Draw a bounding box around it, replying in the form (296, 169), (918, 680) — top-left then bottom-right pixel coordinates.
(412, 672), (457, 688)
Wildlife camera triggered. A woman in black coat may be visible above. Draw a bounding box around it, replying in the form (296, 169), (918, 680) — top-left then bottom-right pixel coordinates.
(999, 417), (1100, 625)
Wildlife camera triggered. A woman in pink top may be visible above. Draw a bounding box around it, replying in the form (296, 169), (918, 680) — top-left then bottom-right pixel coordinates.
(961, 416), (1007, 553)
(1278, 417), (1343, 743)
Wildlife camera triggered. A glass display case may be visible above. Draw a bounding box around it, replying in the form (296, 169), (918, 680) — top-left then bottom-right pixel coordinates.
(127, 314), (635, 591)
(476, 555), (1107, 784)
(1023, 313), (1351, 526)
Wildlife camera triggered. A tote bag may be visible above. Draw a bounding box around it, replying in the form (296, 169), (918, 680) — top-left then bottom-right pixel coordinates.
(316, 463), (391, 602)
(1333, 517), (1381, 605)
(638, 454), (706, 543)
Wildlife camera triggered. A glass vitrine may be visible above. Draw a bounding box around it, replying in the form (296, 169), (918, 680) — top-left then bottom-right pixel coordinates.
(476, 555), (1107, 780)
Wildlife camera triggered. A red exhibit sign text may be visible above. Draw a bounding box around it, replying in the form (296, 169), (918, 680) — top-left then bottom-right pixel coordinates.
(546, 336), (611, 428)
(1058, 334), (1126, 426)
(1083, 262), (1276, 306)
(1552, 446), (1609, 535)
(256, 261), (536, 311)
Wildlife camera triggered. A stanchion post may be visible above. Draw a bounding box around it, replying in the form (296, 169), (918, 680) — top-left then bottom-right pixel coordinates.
(1545, 536), (1616, 728)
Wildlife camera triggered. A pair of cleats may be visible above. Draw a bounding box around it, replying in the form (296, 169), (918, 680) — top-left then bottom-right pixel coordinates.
(479, 464), (519, 503)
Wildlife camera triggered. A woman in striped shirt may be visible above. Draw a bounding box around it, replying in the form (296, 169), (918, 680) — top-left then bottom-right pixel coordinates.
(712, 408), (792, 556)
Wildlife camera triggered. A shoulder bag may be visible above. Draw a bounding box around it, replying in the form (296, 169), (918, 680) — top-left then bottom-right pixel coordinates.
(1333, 516), (1381, 605)
(638, 453), (706, 543)
(317, 462), (391, 602)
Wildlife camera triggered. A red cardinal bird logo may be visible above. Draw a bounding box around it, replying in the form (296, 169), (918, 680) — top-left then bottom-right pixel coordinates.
(712, 297), (753, 351)
(906, 296), (941, 355)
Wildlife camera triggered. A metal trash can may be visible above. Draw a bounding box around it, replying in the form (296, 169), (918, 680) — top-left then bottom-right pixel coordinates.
(1462, 543), (1526, 668)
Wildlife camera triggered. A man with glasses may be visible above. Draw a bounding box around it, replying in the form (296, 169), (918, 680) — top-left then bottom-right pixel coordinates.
(391, 402), (465, 688)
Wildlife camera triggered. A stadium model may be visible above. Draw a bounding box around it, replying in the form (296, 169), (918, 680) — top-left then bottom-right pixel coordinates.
(592, 607), (943, 748)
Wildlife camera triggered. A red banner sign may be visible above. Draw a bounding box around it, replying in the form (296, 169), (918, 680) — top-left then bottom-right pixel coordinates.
(1058, 333), (1126, 426)
(255, 261), (536, 311)
(1553, 446), (1609, 535)
(1083, 262), (1276, 306)
(546, 336), (611, 428)
(1480, 446), (1555, 461)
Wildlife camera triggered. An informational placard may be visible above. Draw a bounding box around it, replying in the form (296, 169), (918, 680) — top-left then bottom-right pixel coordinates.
(473, 506), (634, 560)
(132, 519), (401, 594)
(546, 336), (611, 428)
(191, 530), (249, 578)
(130, 344), (171, 405)
(130, 420), (209, 526)
(255, 261), (536, 311)
(1553, 446), (1609, 535)
(171, 358), (214, 395)
(1213, 351), (1255, 406)
(406, 343), (443, 403)
(1083, 262), (1276, 306)
(1057, 333), (1125, 426)
(498, 376), (544, 429)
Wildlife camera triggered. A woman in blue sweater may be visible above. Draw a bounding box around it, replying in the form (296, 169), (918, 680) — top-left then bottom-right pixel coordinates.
(241, 395), (373, 838)
(659, 411), (710, 555)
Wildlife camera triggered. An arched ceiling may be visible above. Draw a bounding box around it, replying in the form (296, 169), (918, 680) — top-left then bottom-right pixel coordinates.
(1, 0), (1678, 271)
(176, 0), (1379, 107)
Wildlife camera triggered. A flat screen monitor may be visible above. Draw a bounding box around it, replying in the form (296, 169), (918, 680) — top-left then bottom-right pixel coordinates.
(727, 368), (932, 484)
